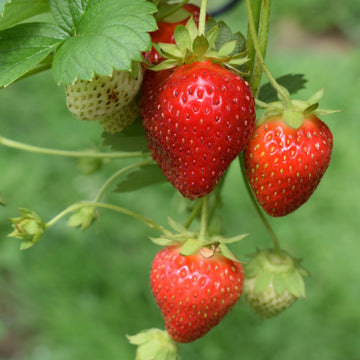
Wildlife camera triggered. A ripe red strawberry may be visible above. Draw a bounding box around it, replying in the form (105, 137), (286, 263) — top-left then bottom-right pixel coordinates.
(141, 60), (256, 199)
(150, 245), (244, 343)
(243, 114), (333, 216)
(143, 4), (205, 64)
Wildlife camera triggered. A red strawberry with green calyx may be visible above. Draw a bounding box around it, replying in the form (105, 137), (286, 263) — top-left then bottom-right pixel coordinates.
(243, 248), (309, 319)
(149, 218), (248, 343)
(243, 89), (337, 216)
(141, 18), (255, 199)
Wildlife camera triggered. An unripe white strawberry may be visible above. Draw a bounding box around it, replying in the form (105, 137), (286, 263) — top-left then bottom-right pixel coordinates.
(99, 96), (140, 134)
(65, 63), (143, 121)
(244, 248), (309, 319)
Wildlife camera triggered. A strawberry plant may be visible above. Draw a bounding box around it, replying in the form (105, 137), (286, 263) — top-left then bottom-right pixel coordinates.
(0, 0), (340, 358)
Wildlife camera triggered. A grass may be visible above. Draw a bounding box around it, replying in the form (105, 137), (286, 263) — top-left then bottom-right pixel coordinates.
(0, 5), (359, 360)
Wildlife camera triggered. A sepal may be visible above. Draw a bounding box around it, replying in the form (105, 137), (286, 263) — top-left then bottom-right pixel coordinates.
(8, 208), (45, 249)
(127, 328), (180, 360)
(67, 206), (98, 231)
(257, 88), (340, 128)
(244, 248), (309, 298)
(150, 16), (248, 72)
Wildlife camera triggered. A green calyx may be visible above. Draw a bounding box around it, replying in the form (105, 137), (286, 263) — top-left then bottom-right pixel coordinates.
(8, 208), (45, 249)
(256, 88), (340, 129)
(150, 217), (248, 262)
(127, 328), (181, 360)
(151, 17), (248, 72)
(245, 248), (309, 298)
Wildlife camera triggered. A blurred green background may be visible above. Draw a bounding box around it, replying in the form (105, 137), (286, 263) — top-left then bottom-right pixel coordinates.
(0, 1), (359, 359)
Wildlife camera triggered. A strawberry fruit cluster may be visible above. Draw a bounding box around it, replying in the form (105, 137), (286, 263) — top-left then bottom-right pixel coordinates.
(60, 2), (335, 355)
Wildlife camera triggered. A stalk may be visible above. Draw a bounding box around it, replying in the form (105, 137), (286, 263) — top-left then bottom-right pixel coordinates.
(244, 0), (292, 108)
(45, 201), (171, 235)
(93, 159), (154, 202)
(198, 195), (209, 242)
(198, 0), (208, 35)
(244, 0), (262, 82)
(249, 0), (272, 97)
(0, 135), (149, 159)
(239, 157), (280, 252)
(184, 199), (203, 229)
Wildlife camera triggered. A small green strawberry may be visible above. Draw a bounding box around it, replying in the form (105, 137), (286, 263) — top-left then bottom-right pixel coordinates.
(99, 96), (140, 134)
(65, 64), (143, 121)
(243, 248), (309, 319)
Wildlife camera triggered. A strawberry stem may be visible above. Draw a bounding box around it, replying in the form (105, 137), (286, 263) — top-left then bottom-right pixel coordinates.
(198, 0), (208, 35)
(93, 159), (154, 203)
(244, 0), (292, 109)
(184, 199), (203, 229)
(238, 156), (281, 252)
(198, 195), (209, 242)
(45, 201), (171, 235)
(0, 135), (150, 159)
(244, 0), (261, 86)
(246, 0), (271, 97)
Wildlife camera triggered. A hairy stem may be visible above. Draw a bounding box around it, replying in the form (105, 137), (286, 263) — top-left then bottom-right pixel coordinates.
(249, 0), (272, 97)
(198, 0), (208, 35)
(198, 195), (209, 242)
(0, 135), (149, 159)
(45, 201), (171, 235)
(184, 199), (203, 229)
(244, 0), (262, 81)
(238, 156), (280, 252)
(93, 159), (154, 202)
(244, 0), (291, 108)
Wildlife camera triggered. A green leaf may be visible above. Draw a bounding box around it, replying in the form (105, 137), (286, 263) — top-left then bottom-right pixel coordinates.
(52, 0), (157, 84)
(0, 0), (49, 31)
(49, 0), (89, 34)
(0, 22), (67, 87)
(0, 0), (10, 14)
(102, 121), (148, 152)
(114, 164), (166, 193)
(258, 74), (308, 102)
